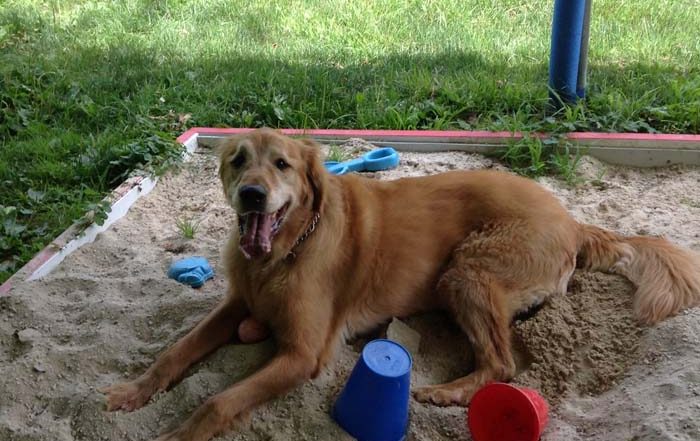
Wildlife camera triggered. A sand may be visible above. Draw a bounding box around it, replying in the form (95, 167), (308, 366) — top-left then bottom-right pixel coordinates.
(1, 139), (700, 441)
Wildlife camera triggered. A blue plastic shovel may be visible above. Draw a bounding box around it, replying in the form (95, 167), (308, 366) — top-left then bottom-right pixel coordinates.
(324, 147), (400, 175)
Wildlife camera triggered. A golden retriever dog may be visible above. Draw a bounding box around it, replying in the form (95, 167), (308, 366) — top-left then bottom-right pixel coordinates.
(101, 128), (700, 441)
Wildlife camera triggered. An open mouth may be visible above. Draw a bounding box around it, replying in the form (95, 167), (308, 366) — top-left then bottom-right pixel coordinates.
(238, 202), (289, 259)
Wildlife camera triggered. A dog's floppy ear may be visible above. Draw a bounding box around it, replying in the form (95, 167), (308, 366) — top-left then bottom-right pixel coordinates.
(298, 138), (328, 213)
(218, 135), (249, 164)
(216, 135), (241, 181)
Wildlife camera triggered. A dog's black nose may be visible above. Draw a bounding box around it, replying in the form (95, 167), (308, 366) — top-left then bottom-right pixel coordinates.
(238, 184), (267, 212)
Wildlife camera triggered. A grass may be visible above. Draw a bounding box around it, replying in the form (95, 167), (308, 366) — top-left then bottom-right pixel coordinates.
(176, 216), (200, 240)
(1, 0), (699, 283)
(495, 135), (584, 185)
(326, 145), (351, 163)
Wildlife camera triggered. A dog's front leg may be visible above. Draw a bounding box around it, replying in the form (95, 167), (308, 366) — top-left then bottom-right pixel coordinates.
(154, 348), (317, 441)
(101, 295), (249, 412)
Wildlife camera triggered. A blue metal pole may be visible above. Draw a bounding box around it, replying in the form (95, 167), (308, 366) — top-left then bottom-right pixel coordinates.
(577, 0), (593, 99)
(549, 0), (587, 106)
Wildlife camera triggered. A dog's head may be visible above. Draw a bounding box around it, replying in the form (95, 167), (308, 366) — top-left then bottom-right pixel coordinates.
(218, 129), (327, 260)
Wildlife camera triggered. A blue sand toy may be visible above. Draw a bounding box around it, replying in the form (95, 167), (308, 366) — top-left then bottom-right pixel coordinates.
(167, 256), (214, 288)
(332, 339), (412, 441)
(324, 147), (400, 175)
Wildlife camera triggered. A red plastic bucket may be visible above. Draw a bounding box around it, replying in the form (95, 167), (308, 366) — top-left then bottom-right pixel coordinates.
(467, 383), (549, 441)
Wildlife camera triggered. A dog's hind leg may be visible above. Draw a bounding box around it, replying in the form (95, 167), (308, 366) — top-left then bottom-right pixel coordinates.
(413, 263), (516, 406)
(413, 221), (575, 407)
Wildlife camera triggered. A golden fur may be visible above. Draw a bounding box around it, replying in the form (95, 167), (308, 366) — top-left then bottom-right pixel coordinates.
(102, 129), (700, 441)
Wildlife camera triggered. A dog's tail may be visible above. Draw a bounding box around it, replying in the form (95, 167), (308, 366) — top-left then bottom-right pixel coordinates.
(577, 224), (700, 324)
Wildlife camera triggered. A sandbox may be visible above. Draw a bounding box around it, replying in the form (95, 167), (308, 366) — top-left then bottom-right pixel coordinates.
(1, 131), (699, 441)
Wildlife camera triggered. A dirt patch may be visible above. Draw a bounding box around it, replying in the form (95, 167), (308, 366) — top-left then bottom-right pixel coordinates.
(513, 271), (643, 403)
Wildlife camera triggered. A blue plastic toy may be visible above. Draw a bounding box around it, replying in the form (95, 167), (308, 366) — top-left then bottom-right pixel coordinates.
(167, 256), (214, 288)
(332, 339), (412, 441)
(324, 147), (400, 175)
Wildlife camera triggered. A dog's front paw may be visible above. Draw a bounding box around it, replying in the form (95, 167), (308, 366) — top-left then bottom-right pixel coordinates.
(412, 385), (470, 407)
(99, 377), (158, 412)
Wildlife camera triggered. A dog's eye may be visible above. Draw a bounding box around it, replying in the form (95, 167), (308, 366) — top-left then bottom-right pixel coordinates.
(231, 154), (245, 169)
(275, 158), (290, 170)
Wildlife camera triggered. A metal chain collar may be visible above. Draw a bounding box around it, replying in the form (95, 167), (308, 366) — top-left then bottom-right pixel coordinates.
(286, 212), (321, 260)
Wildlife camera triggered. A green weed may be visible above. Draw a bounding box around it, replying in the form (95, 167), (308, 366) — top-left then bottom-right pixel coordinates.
(176, 217), (200, 240)
(550, 143), (584, 186)
(326, 145), (351, 163)
(497, 135), (549, 177)
(496, 135), (583, 185)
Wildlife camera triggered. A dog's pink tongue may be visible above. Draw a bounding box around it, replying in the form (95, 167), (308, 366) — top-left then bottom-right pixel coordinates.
(256, 214), (274, 251)
(240, 213), (259, 258)
(240, 213), (275, 259)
